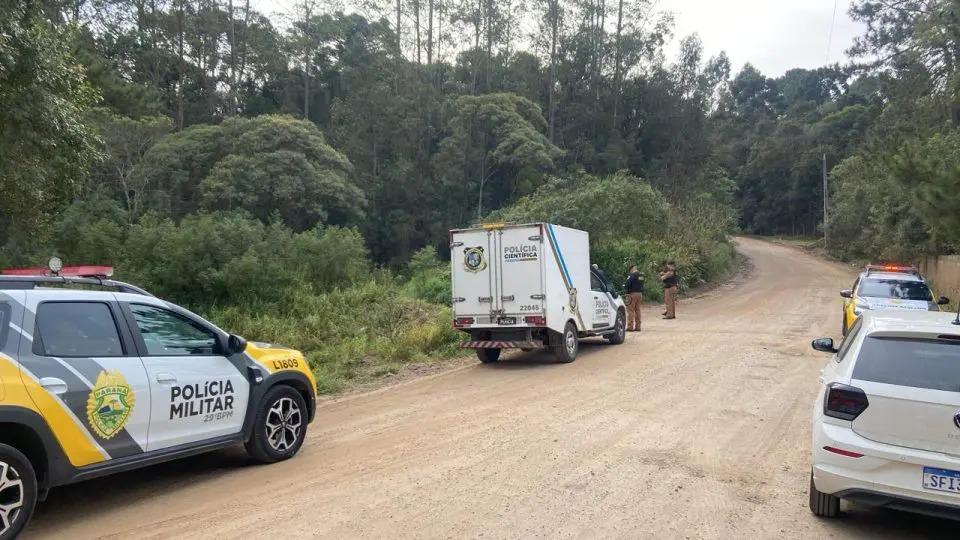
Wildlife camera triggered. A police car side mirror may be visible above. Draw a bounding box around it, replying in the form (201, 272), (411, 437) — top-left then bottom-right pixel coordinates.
(840, 289), (853, 299)
(227, 334), (247, 355)
(938, 296), (951, 305)
(811, 338), (838, 354)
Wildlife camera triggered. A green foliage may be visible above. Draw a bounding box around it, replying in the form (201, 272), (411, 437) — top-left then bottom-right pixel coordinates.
(893, 132), (960, 252)
(494, 171), (737, 298)
(402, 247), (452, 305)
(137, 115), (364, 229)
(206, 282), (461, 394)
(121, 212), (369, 306)
(435, 93), (563, 220)
(491, 171), (670, 242)
(0, 2), (99, 248)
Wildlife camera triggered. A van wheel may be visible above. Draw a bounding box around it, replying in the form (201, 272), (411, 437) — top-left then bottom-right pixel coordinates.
(0, 443), (36, 540)
(809, 472), (840, 517)
(245, 385), (308, 464)
(553, 322), (579, 363)
(476, 348), (501, 363)
(606, 311), (626, 345)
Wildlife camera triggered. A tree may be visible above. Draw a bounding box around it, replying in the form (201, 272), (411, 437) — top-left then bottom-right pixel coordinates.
(137, 114), (363, 230)
(0, 1), (99, 251)
(434, 93), (563, 221)
(91, 110), (174, 221)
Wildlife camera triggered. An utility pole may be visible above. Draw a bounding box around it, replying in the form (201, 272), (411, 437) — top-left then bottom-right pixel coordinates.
(822, 152), (828, 251)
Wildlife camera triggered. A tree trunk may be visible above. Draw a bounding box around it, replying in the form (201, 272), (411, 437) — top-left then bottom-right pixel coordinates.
(176, 0), (185, 130)
(303, 1), (312, 120)
(415, 0), (421, 63)
(228, 0), (237, 115)
(547, 0), (558, 142)
(427, 0), (434, 64)
(612, 0), (623, 126)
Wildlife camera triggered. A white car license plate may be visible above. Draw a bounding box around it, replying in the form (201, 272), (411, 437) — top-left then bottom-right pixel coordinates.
(922, 467), (960, 494)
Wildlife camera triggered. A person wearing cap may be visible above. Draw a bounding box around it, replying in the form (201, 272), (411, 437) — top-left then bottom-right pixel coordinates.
(660, 261), (678, 319)
(623, 265), (644, 331)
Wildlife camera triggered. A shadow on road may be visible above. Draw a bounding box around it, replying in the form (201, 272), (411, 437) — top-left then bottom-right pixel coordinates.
(478, 339), (612, 370)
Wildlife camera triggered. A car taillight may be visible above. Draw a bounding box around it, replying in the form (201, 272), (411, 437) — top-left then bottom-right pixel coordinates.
(824, 383), (869, 421)
(454, 317), (475, 328)
(524, 315), (546, 326)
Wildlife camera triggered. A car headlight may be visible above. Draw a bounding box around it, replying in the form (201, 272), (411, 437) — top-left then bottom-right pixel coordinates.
(853, 302), (871, 315)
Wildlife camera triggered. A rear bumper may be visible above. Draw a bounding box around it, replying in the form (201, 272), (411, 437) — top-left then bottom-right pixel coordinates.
(812, 420), (960, 513)
(461, 340), (544, 350)
(834, 489), (960, 521)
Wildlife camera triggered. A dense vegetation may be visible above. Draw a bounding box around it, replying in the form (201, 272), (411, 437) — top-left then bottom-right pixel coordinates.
(3, 0), (953, 389)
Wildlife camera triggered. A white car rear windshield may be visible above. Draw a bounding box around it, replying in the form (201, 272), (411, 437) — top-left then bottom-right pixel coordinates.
(853, 337), (960, 392)
(859, 278), (932, 301)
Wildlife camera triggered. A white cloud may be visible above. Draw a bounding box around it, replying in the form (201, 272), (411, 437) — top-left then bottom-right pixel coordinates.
(666, 0), (864, 76)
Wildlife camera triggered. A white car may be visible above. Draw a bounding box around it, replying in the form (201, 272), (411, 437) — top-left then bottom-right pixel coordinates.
(809, 310), (960, 520)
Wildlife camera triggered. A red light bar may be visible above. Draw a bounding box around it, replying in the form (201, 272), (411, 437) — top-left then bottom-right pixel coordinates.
(2, 265), (114, 278)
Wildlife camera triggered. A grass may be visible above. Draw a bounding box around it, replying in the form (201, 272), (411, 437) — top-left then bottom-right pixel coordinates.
(204, 280), (463, 394)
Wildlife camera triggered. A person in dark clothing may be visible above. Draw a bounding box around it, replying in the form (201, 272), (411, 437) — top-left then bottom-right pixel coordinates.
(624, 265), (644, 331)
(659, 261), (678, 319)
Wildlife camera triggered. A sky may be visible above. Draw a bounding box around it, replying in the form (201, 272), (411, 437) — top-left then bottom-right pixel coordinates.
(666, 0), (864, 76)
(252, 0), (865, 77)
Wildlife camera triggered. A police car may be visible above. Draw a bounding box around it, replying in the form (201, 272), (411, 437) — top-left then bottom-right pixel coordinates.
(840, 264), (950, 336)
(0, 260), (317, 538)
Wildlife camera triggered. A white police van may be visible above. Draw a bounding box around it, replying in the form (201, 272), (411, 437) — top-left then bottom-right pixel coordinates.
(450, 223), (626, 363)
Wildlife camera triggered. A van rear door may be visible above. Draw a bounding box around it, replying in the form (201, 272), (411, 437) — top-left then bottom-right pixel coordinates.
(451, 229), (496, 318)
(497, 225), (545, 322)
(850, 336), (960, 457)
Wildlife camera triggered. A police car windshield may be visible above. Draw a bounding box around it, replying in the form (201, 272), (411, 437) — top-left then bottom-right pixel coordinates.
(859, 278), (932, 301)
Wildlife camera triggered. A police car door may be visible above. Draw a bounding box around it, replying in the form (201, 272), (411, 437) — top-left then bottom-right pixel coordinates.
(118, 296), (249, 451)
(19, 292), (151, 464)
(590, 271), (615, 330)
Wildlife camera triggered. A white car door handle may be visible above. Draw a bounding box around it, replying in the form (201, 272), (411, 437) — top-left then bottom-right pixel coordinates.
(39, 377), (68, 395)
(156, 373), (177, 385)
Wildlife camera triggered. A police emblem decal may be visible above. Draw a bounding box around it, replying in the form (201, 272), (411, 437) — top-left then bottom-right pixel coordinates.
(464, 247), (487, 273)
(86, 370), (136, 440)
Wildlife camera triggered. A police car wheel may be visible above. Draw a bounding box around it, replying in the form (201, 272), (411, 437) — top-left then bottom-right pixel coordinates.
(245, 386), (308, 464)
(606, 311), (626, 345)
(553, 322), (578, 363)
(0, 444), (36, 540)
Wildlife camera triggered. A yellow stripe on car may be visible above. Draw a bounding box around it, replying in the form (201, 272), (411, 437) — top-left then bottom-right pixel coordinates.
(0, 354), (107, 466)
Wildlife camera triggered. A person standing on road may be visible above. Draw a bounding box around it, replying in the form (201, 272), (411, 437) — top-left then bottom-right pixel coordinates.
(624, 265), (644, 331)
(660, 261), (678, 320)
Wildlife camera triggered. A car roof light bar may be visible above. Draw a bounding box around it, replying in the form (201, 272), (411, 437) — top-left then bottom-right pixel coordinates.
(0, 275), (154, 297)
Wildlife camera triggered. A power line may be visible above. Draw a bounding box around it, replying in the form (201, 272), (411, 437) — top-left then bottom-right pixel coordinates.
(826, 0), (840, 64)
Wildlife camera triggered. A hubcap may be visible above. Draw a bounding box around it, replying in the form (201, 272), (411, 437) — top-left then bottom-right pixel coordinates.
(565, 329), (576, 355)
(265, 397), (303, 452)
(0, 461), (24, 536)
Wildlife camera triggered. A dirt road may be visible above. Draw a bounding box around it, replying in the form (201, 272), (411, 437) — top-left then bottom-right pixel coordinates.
(27, 238), (957, 538)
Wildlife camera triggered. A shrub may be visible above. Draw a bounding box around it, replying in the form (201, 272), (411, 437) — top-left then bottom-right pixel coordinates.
(402, 246), (452, 304)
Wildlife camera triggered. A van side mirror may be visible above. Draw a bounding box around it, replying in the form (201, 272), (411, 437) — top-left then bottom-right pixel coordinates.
(840, 290), (853, 299)
(227, 334), (247, 355)
(811, 338), (838, 354)
(938, 296), (950, 305)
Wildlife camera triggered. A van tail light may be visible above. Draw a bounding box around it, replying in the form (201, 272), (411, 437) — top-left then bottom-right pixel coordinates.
(824, 383), (869, 421)
(454, 317), (475, 328)
(524, 315), (546, 326)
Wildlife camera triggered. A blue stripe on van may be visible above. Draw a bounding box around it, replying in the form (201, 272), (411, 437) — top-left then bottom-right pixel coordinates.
(546, 224), (573, 288)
